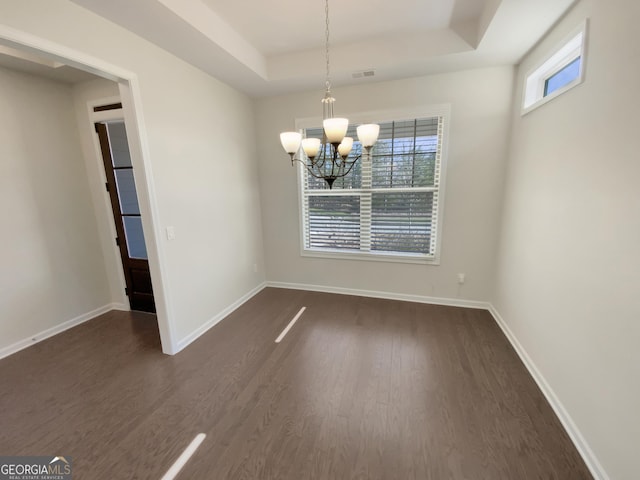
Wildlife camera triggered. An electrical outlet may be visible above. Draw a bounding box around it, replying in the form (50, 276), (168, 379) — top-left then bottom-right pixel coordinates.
(253, 263), (258, 273)
(457, 273), (466, 284)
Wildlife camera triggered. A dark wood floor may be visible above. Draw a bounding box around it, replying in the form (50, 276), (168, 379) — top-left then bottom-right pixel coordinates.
(0, 288), (592, 479)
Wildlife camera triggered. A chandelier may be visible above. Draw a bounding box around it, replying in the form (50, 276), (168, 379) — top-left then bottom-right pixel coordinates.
(279, 0), (380, 189)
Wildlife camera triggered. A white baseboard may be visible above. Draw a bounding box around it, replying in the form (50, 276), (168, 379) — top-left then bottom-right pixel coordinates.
(266, 283), (607, 478)
(266, 281), (490, 310)
(175, 282), (267, 353)
(0, 303), (118, 360)
(110, 302), (130, 311)
(488, 304), (609, 480)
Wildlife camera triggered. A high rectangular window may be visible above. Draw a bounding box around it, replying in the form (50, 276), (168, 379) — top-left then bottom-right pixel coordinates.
(544, 57), (582, 97)
(299, 112), (447, 264)
(522, 21), (587, 114)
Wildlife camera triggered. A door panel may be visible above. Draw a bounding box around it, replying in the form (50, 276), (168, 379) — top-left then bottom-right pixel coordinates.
(96, 121), (155, 313)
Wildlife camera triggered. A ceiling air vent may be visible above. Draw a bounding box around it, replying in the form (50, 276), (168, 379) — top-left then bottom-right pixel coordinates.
(352, 70), (375, 79)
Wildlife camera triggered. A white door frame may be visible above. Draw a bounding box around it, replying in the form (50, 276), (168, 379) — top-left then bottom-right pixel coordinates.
(0, 25), (178, 354)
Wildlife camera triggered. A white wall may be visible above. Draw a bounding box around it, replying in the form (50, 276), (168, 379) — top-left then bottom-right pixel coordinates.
(493, 0), (640, 478)
(71, 78), (126, 308)
(0, 0), (266, 350)
(255, 67), (513, 302)
(0, 66), (111, 351)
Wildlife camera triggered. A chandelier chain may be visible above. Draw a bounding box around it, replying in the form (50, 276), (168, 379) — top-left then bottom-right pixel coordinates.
(324, 0), (331, 92)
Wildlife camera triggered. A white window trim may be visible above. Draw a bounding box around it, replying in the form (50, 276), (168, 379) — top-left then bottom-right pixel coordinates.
(522, 20), (589, 115)
(295, 104), (451, 265)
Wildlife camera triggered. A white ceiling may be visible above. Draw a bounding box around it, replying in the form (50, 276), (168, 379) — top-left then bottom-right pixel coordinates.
(203, 0), (467, 56)
(57, 0), (578, 97)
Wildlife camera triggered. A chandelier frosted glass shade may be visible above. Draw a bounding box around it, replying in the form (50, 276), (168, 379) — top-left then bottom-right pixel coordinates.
(322, 117), (349, 144)
(302, 138), (322, 157)
(279, 132), (302, 154)
(278, 122), (380, 161)
(337, 137), (353, 157)
(356, 124), (380, 148)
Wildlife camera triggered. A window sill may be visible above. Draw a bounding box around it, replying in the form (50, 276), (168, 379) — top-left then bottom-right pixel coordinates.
(301, 248), (440, 265)
(521, 77), (584, 116)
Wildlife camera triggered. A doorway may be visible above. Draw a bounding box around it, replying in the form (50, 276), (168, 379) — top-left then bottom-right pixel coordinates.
(0, 25), (175, 353)
(95, 120), (155, 313)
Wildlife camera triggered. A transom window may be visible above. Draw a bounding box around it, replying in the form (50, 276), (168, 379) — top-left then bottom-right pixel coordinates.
(522, 21), (588, 114)
(544, 56), (582, 97)
(298, 111), (448, 264)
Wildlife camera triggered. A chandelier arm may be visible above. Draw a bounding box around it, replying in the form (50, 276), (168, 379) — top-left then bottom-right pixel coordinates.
(291, 158), (329, 180)
(332, 147), (343, 168)
(317, 154), (362, 179)
(293, 152), (362, 173)
(288, 157), (324, 177)
(306, 165), (332, 180)
(338, 155), (361, 177)
(331, 144), (341, 178)
(292, 155), (361, 178)
(315, 150), (327, 169)
(290, 158), (308, 167)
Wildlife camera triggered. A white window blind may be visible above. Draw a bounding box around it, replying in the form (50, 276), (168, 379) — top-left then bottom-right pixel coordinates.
(300, 116), (445, 262)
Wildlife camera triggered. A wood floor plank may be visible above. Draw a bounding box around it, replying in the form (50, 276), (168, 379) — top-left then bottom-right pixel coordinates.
(0, 288), (593, 479)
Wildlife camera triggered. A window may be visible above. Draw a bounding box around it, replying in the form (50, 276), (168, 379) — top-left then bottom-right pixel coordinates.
(298, 109), (448, 264)
(522, 21), (587, 114)
(544, 57), (581, 96)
